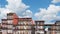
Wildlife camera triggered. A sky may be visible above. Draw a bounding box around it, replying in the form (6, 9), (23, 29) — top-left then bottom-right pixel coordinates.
(0, 0), (60, 24)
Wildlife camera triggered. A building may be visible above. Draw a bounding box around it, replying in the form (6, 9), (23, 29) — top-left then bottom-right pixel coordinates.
(0, 23), (2, 34)
(44, 24), (56, 34)
(55, 21), (60, 34)
(35, 21), (45, 34)
(1, 13), (34, 34)
(0, 13), (60, 34)
(14, 18), (33, 34)
(1, 13), (19, 34)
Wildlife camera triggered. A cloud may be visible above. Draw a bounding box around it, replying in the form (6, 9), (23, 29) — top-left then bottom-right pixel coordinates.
(5, 0), (30, 15)
(52, 0), (60, 3)
(22, 10), (32, 17)
(35, 4), (60, 24)
(0, 0), (32, 22)
(0, 8), (12, 22)
(6, 0), (30, 12)
(0, 8), (9, 17)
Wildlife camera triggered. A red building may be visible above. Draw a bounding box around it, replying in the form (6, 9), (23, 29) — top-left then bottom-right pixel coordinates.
(1, 13), (34, 34)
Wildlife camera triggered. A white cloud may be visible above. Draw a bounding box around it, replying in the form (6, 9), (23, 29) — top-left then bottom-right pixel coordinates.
(52, 0), (60, 3)
(35, 4), (60, 24)
(6, 0), (30, 14)
(22, 10), (32, 17)
(0, 0), (32, 22)
(0, 8), (13, 22)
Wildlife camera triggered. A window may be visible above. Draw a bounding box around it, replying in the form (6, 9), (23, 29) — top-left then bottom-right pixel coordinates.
(20, 31), (24, 34)
(27, 22), (32, 25)
(23, 22), (27, 25)
(18, 22), (20, 24)
(24, 31), (28, 34)
(2, 21), (7, 23)
(37, 26), (43, 29)
(16, 26), (31, 29)
(27, 26), (31, 29)
(40, 26), (43, 29)
(40, 31), (44, 33)
(13, 27), (15, 29)
(56, 26), (60, 30)
(16, 31), (20, 34)
(8, 20), (13, 24)
(56, 31), (60, 34)
(18, 21), (32, 25)
(7, 16), (13, 19)
(34, 26), (36, 28)
(24, 26), (31, 29)
(20, 26), (24, 29)
(8, 30), (13, 33)
(16, 26), (20, 29)
(2, 24), (8, 28)
(18, 22), (24, 24)
(8, 25), (13, 28)
(2, 30), (7, 34)
(37, 22), (39, 25)
(56, 22), (60, 25)
(28, 31), (31, 34)
(35, 31), (44, 34)
(24, 26), (27, 29)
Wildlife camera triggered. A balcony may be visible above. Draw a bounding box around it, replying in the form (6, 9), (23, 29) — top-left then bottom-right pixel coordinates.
(17, 26), (31, 30)
(35, 26), (44, 30)
(7, 25), (13, 29)
(2, 25), (8, 29)
(13, 30), (31, 34)
(7, 20), (13, 24)
(13, 26), (32, 30)
(7, 30), (13, 34)
(18, 22), (33, 26)
(2, 27), (8, 30)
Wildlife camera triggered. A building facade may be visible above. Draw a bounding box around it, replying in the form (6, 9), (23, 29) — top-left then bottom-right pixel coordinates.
(35, 21), (45, 34)
(0, 13), (60, 34)
(55, 21), (60, 34)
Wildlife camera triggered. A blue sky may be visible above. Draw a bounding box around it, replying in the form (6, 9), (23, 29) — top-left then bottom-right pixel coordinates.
(22, 0), (52, 20)
(0, 0), (60, 24)
(0, 0), (52, 13)
(0, 0), (8, 8)
(23, 0), (52, 11)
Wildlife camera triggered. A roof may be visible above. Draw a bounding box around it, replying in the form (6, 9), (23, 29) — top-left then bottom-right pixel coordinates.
(7, 13), (15, 16)
(35, 20), (44, 22)
(35, 20), (44, 23)
(2, 19), (7, 21)
(15, 18), (32, 21)
(55, 21), (60, 24)
(44, 24), (55, 26)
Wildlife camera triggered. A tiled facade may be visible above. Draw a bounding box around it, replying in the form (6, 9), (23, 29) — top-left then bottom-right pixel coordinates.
(0, 13), (60, 34)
